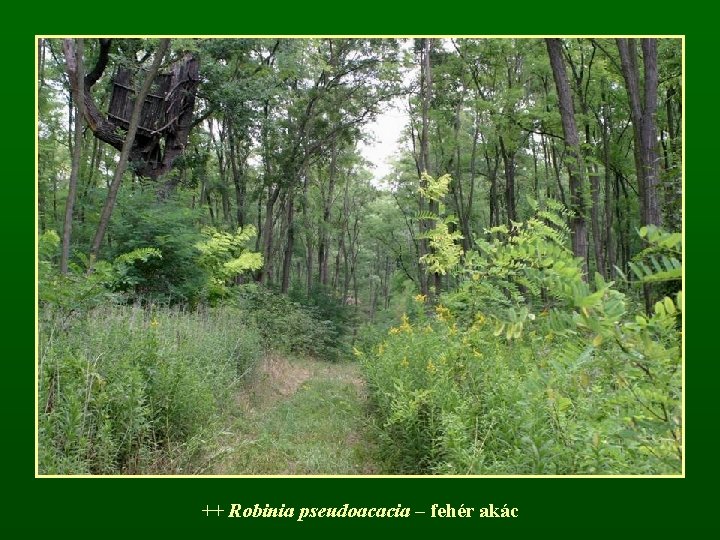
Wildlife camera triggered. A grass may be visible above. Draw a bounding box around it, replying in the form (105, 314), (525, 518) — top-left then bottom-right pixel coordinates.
(38, 304), (262, 475)
(211, 355), (378, 475)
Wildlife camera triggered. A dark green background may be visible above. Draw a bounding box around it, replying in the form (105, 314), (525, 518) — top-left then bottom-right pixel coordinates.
(17, 4), (705, 534)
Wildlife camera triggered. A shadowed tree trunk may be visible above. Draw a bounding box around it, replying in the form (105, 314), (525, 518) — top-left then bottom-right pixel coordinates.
(616, 38), (662, 228)
(499, 135), (517, 226)
(281, 186), (296, 294)
(617, 38), (662, 313)
(60, 39), (85, 275)
(318, 139), (338, 286)
(546, 38), (588, 276)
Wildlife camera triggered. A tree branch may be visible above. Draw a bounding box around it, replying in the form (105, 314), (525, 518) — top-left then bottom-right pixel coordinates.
(84, 39), (111, 88)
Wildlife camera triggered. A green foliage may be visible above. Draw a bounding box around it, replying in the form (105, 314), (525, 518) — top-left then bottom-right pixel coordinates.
(109, 192), (207, 304)
(289, 283), (355, 353)
(627, 225), (682, 284)
(422, 218), (464, 275)
(417, 173), (464, 275)
(362, 204), (682, 474)
(38, 304), (262, 474)
(195, 226), (263, 302)
(235, 284), (346, 361)
(39, 230), (161, 315)
(418, 172), (451, 203)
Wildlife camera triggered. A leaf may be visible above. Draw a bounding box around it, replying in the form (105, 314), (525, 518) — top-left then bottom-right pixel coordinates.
(663, 296), (676, 315)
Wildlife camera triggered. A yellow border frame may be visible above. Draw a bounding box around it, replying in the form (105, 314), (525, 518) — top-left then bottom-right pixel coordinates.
(35, 34), (685, 479)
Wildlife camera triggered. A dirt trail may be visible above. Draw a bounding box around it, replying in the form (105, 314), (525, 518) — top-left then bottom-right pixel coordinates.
(211, 354), (378, 475)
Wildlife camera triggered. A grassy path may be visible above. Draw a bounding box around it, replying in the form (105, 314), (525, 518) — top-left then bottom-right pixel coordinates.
(211, 355), (378, 475)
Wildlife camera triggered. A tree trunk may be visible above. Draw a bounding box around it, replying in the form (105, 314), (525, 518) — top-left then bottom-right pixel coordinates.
(88, 39), (170, 267)
(61, 39), (85, 275)
(416, 38), (432, 296)
(484, 142), (501, 227)
(228, 126), (246, 228)
(599, 84), (616, 277)
(318, 139), (338, 285)
(499, 136), (517, 225)
(260, 186), (280, 286)
(589, 163), (605, 276)
(617, 38), (662, 228)
(640, 38), (661, 227)
(280, 186), (295, 294)
(546, 38), (588, 275)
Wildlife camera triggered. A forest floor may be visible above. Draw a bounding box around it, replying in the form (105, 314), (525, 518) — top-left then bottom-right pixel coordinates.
(210, 354), (379, 475)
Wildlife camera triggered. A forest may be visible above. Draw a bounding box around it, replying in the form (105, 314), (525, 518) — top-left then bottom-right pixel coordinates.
(37, 37), (682, 475)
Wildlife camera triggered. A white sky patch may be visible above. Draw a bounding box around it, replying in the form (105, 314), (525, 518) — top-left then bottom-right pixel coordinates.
(358, 100), (408, 186)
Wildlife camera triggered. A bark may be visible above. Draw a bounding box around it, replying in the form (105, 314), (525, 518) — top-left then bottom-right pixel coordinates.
(209, 118), (232, 225)
(259, 100), (278, 285)
(483, 140), (501, 228)
(462, 111), (479, 250)
(61, 39), (85, 274)
(88, 39), (170, 267)
(38, 38), (45, 87)
(318, 139), (338, 285)
(617, 38), (662, 227)
(416, 38), (432, 296)
(589, 163), (605, 276)
(640, 38), (661, 227)
(260, 186), (280, 285)
(280, 187), (295, 294)
(499, 136), (517, 225)
(599, 83), (616, 277)
(546, 38), (588, 275)
(228, 126), (246, 227)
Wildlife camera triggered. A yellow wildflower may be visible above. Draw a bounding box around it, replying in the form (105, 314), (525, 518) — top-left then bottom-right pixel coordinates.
(426, 359), (436, 374)
(435, 304), (452, 322)
(414, 294), (427, 303)
(389, 327), (400, 335)
(150, 317), (159, 328)
(399, 313), (413, 333)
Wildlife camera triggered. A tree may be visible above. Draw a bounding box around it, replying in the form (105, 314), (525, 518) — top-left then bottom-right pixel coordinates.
(546, 38), (588, 274)
(616, 38), (662, 228)
(60, 39), (85, 274)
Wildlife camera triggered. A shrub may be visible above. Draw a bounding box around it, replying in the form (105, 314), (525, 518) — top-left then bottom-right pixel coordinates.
(235, 283), (346, 361)
(108, 191), (208, 304)
(361, 200), (682, 475)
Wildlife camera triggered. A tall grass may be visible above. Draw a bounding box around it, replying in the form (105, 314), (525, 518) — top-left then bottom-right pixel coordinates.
(38, 304), (262, 474)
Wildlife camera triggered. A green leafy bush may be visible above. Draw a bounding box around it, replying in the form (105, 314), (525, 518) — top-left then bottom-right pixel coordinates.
(235, 284), (346, 361)
(38, 229), (161, 317)
(109, 192), (207, 304)
(361, 201), (682, 475)
(195, 226), (263, 303)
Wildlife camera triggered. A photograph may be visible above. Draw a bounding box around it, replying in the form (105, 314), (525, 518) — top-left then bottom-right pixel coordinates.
(36, 36), (683, 479)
